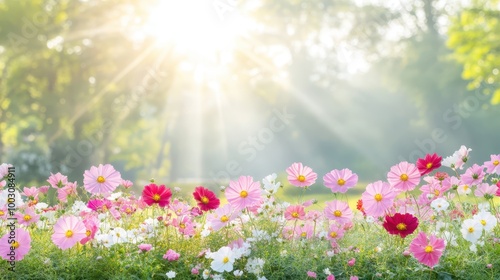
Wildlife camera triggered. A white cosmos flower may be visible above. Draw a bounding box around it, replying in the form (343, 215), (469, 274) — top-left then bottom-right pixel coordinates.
(461, 219), (482, 243)
(430, 197), (449, 212)
(473, 211), (497, 232)
(202, 269), (210, 280)
(442, 155), (459, 169)
(245, 257), (265, 275)
(210, 246), (235, 273)
(457, 183), (472, 195)
(166, 271), (176, 278)
(234, 270), (243, 277)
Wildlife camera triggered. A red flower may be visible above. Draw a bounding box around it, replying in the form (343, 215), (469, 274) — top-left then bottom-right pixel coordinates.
(416, 153), (442, 176)
(356, 199), (365, 215)
(383, 213), (419, 238)
(193, 186), (220, 211)
(142, 184), (172, 207)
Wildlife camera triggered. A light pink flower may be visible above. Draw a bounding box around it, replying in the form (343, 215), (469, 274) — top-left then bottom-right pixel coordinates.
(484, 154), (500, 174)
(207, 204), (240, 231)
(324, 200), (353, 224)
(21, 187), (39, 200)
(409, 232), (446, 267)
(225, 176), (261, 211)
(474, 183), (496, 198)
(83, 164), (122, 195)
(323, 168), (358, 193)
(327, 223), (345, 241)
(121, 179), (133, 188)
(163, 249), (180, 261)
(461, 164), (485, 186)
(39, 185), (50, 194)
(387, 162), (420, 192)
(287, 162), (317, 187)
(172, 215), (196, 236)
(284, 205), (306, 220)
(47, 172), (68, 188)
(51, 216), (87, 250)
(138, 244), (153, 252)
(307, 271), (317, 278)
(57, 182), (78, 203)
(294, 223), (314, 239)
(326, 275), (335, 280)
(0, 228), (31, 261)
(14, 207), (40, 227)
(361, 181), (396, 217)
(347, 258), (356, 267)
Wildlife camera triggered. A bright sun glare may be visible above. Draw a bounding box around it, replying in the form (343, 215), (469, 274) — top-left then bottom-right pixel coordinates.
(142, 0), (247, 57)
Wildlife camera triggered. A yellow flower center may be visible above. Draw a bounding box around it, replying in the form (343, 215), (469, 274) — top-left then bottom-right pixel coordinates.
(337, 179), (345, 186)
(66, 230), (74, 238)
(494, 160), (499, 166)
(297, 175), (306, 182)
(291, 212), (299, 218)
(333, 210), (342, 217)
(180, 223), (186, 229)
(102, 205), (108, 211)
(481, 220), (486, 226)
(125, 207), (132, 214)
(223, 256), (229, 264)
(12, 241), (19, 249)
(464, 185), (469, 190)
(86, 230), (91, 237)
(23, 215), (31, 221)
(330, 231), (338, 238)
(468, 227), (474, 233)
(201, 196), (209, 204)
(96, 176), (106, 183)
(374, 194), (383, 202)
(301, 232), (307, 237)
(220, 215), (229, 222)
(424, 245), (433, 253)
(0, 210), (4, 216)
(240, 190), (248, 198)
(426, 163), (433, 169)
(153, 194), (161, 202)
(400, 174), (408, 181)
(434, 190), (440, 196)
(396, 223), (407, 231)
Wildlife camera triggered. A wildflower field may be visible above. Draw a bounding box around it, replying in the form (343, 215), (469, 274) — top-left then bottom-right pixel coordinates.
(1, 146), (500, 279)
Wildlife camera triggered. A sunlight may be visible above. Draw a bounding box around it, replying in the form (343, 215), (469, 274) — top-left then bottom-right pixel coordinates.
(141, 0), (247, 58)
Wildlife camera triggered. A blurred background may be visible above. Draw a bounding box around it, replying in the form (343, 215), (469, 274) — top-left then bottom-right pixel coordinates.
(1, 0), (499, 190)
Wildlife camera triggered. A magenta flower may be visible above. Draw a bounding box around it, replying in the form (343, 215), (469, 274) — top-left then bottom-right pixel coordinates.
(284, 205), (306, 220)
(387, 162), (421, 192)
(47, 172), (68, 188)
(484, 154), (500, 174)
(347, 258), (356, 267)
(225, 176), (261, 211)
(461, 164), (485, 185)
(361, 181), (396, 217)
(14, 207), (40, 227)
(163, 249), (180, 261)
(323, 168), (358, 193)
(409, 232), (446, 267)
(416, 153), (442, 176)
(324, 200), (353, 225)
(0, 228), (31, 261)
(80, 217), (99, 245)
(286, 162), (317, 187)
(51, 216), (87, 250)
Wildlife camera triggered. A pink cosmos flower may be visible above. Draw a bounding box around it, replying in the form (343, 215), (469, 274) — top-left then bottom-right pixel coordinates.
(284, 205), (306, 220)
(47, 172), (68, 188)
(87, 199), (112, 212)
(193, 186), (220, 211)
(39, 185), (50, 194)
(294, 223), (314, 239)
(361, 181), (397, 217)
(163, 249), (180, 261)
(387, 162), (420, 192)
(170, 199), (191, 216)
(225, 176), (261, 211)
(21, 187), (39, 201)
(57, 182), (78, 203)
(454, 145), (472, 170)
(347, 258), (356, 267)
(484, 154), (500, 174)
(207, 204), (240, 231)
(142, 184), (172, 207)
(138, 244), (153, 252)
(80, 217), (99, 245)
(83, 164), (122, 195)
(121, 179), (133, 189)
(172, 216), (196, 236)
(474, 183), (497, 198)
(14, 207), (40, 227)
(0, 163), (12, 178)
(0, 228), (31, 261)
(327, 275), (335, 280)
(409, 231), (446, 267)
(324, 200), (353, 225)
(286, 162), (317, 187)
(327, 223), (345, 241)
(51, 216), (87, 250)
(323, 168), (358, 193)
(461, 164), (485, 186)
